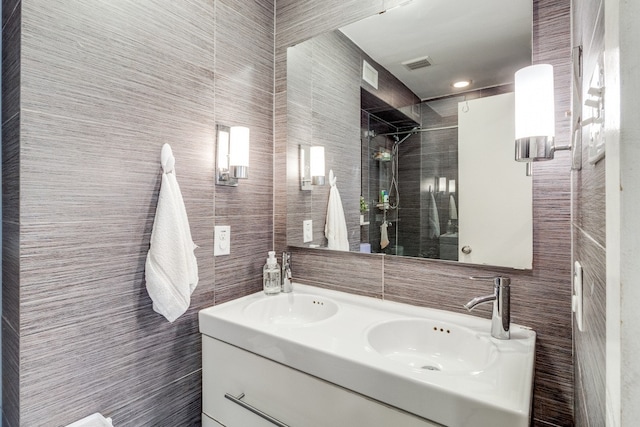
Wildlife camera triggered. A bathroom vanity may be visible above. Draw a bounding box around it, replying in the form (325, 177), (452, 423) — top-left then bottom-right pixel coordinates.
(199, 284), (536, 427)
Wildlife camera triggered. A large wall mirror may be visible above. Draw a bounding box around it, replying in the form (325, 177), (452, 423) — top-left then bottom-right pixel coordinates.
(286, 0), (534, 269)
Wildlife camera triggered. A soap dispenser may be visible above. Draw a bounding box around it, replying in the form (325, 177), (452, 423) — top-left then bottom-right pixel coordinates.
(263, 251), (281, 295)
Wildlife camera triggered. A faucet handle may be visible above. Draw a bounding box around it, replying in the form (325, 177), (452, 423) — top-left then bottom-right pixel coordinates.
(469, 276), (510, 287)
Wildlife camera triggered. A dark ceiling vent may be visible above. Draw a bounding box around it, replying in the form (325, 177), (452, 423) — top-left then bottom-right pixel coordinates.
(402, 56), (432, 71)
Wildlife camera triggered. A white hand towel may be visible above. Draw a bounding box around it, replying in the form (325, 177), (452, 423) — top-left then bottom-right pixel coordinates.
(428, 191), (441, 238)
(380, 221), (389, 249)
(324, 170), (350, 251)
(145, 144), (198, 322)
(449, 193), (458, 220)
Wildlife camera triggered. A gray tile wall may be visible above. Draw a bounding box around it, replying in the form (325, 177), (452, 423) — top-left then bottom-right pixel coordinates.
(277, 0), (574, 425)
(572, 0), (606, 425)
(2, 0), (273, 425)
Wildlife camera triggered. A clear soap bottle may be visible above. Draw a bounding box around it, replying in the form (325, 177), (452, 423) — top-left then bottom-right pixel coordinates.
(263, 251), (281, 295)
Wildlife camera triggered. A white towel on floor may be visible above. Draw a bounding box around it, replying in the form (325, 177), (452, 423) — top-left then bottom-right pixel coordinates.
(324, 170), (349, 251)
(145, 144), (198, 322)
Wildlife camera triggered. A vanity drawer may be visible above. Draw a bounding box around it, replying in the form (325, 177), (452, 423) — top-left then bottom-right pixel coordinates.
(202, 336), (439, 427)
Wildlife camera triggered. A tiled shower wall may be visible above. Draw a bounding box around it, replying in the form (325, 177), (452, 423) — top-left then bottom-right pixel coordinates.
(2, 1), (273, 425)
(276, 0), (574, 425)
(572, 0), (607, 425)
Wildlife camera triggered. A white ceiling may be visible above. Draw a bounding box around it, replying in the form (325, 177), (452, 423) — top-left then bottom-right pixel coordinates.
(339, 0), (532, 101)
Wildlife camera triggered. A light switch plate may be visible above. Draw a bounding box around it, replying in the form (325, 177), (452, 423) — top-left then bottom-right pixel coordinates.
(214, 225), (231, 256)
(303, 220), (313, 243)
(572, 261), (583, 331)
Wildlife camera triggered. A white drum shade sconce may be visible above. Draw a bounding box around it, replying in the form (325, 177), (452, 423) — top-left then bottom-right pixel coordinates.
(300, 145), (325, 190)
(514, 64), (571, 162)
(216, 125), (250, 186)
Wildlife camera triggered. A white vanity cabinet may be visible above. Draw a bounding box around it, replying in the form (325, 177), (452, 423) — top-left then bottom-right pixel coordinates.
(202, 336), (438, 427)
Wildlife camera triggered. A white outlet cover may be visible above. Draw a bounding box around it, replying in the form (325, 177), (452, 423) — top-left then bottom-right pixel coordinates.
(303, 220), (313, 243)
(214, 225), (231, 256)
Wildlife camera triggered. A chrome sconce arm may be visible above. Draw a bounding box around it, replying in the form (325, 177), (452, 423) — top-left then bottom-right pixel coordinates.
(514, 136), (572, 162)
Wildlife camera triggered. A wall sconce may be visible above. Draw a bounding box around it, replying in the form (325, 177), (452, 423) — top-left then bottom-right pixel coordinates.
(216, 125), (249, 186)
(514, 64), (570, 162)
(300, 145), (325, 190)
(448, 179), (456, 193)
(438, 177), (447, 193)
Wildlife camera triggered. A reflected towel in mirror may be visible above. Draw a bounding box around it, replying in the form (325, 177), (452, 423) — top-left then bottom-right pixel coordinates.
(380, 221), (389, 249)
(324, 170), (349, 251)
(428, 191), (441, 238)
(449, 194), (458, 220)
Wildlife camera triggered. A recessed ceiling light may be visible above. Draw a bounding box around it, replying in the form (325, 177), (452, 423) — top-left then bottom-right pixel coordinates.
(452, 80), (472, 89)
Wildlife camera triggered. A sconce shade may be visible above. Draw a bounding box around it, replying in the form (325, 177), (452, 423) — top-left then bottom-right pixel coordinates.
(216, 124), (249, 186)
(310, 146), (325, 185)
(515, 64), (555, 139)
(229, 126), (249, 179)
(438, 177), (447, 192)
(514, 64), (556, 162)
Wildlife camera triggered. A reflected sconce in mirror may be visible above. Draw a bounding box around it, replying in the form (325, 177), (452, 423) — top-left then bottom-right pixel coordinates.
(216, 125), (250, 186)
(448, 179), (456, 193)
(300, 145), (325, 190)
(514, 64), (570, 162)
(438, 177), (447, 193)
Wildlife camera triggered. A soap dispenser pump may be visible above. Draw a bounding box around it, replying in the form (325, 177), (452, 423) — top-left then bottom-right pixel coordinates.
(263, 251), (281, 295)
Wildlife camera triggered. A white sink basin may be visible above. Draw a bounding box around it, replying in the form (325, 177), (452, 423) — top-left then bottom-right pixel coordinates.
(243, 293), (339, 325)
(366, 318), (498, 373)
(199, 283), (536, 427)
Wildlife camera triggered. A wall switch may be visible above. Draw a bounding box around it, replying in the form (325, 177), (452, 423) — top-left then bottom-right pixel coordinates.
(214, 225), (231, 256)
(303, 220), (313, 243)
(572, 261), (583, 331)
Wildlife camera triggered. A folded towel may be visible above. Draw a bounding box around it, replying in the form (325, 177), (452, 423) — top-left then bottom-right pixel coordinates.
(145, 144), (198, 322)
(324, 170), (349, 251)
(449, 194), (458, 220)
(428, 191), (441, 238)
(380, 221), (389, 249)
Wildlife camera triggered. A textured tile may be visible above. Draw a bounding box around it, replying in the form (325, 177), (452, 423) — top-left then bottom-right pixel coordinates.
(276, 0), (385, 48)
(289, 247), (384, 298)
(2, 0), (20, 123)
(2, 115), (21, 335)
(215, 0), (274, 90)
(112, 370), (202, 427)
(2, 0), (20, 30)
(2, 319), (19, 427)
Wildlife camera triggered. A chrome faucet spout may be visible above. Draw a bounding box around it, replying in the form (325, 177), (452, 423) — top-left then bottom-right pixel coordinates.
(281, 252), (293, 293)
(465, 276), (511, 340)
(464, 294), (496, 311)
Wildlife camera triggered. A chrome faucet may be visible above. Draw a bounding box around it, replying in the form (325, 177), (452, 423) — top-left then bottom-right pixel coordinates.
(464, 276), (511, 340)
(281, 252), (293, 293)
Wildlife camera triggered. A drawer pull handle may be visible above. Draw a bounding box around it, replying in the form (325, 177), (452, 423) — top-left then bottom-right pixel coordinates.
(224, 392), (290, 427)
